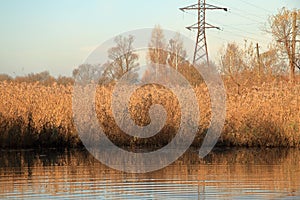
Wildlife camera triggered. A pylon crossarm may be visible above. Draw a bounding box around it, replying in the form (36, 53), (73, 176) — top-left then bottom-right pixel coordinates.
(180, 3), (227, 11)
(179, 4), (199, 11)
(205, 3), (228, 11)
(205, 23), (220, 29)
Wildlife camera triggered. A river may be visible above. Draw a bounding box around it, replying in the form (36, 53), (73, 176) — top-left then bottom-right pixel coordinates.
(0, 148), (299, 199)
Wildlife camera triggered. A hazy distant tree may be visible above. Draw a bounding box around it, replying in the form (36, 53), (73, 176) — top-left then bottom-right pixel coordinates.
(242, 40), (257, 72)
(260, 45), (286, 76)
(101, 35), (139, 84)
(267, 7), (300, 81)
(167, 33), (204, 85)
(167, 33), (187, 71)
(73, 64), (102, 85)
(219, 43), (246, 93)
(220, 42), (245, 76)
(148, 25), (168, 65)
(142, 27), (204, 85)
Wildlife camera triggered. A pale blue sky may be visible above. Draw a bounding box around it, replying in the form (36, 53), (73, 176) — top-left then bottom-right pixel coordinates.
(0, 0), (298, 77)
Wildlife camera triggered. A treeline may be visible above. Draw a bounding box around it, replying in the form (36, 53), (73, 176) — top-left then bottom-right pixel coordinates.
(0, 7), (299, 88)
(1, 7), (299, 87)
(73, 7), (299, 87)
(0, 71), (74, 86)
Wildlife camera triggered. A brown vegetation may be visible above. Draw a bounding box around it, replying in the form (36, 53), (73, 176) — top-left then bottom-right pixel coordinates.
(222, 76), (300, 147)
(0, 76), (299, 149)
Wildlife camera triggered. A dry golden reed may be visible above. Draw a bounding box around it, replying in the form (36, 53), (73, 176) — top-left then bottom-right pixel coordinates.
(0, 80), (299, 148)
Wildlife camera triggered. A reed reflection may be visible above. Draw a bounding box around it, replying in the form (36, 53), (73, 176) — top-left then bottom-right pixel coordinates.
(0, 148), (299, 199)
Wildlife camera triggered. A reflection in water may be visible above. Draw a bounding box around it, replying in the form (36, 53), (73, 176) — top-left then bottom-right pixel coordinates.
(0, 148), (299, 199)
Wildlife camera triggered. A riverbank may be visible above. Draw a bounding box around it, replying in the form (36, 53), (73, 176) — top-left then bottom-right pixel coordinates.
(0, 79), (299, 148)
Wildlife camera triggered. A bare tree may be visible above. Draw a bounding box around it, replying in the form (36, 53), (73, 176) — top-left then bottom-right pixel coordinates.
(267, 8), (300, 81)
(101, 35), (139, 84)
(167, 33), (187, 71)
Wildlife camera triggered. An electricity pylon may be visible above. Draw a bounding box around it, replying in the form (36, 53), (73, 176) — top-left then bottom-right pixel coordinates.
(180, 0), (227, 65)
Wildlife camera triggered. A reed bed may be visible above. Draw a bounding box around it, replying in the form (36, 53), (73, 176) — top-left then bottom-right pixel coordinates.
(0, 80), (299, 148)
(222, 80), (300, 147)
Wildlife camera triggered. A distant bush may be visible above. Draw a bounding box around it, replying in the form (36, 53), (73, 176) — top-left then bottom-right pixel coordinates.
(0, 71), (74, 86)
(0, 74), (13, 82)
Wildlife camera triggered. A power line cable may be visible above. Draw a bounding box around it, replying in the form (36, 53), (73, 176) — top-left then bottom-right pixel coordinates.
(209, 18), (265, 37)
(208, 28), (270, 44)
(209, 0), (270, 21)
(223, 22), (264, 26)
(237, 0), (274, 14)
(228, 10), (265, 24)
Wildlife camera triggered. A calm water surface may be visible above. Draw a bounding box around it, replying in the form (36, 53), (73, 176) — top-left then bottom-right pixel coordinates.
(0, 148), (299, 199)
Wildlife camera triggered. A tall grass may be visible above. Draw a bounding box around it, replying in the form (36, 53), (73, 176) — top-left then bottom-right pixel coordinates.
(222, 79), (300, 147)
(0, 79), (299, 148)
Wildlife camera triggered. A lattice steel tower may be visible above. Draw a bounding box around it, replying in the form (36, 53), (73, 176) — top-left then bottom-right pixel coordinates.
(180, 0), (227, 65)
